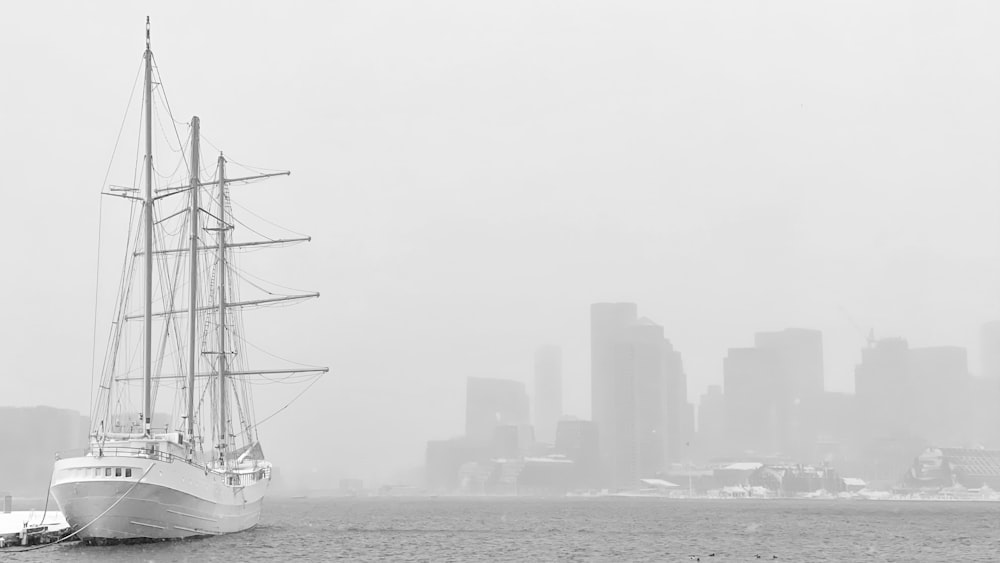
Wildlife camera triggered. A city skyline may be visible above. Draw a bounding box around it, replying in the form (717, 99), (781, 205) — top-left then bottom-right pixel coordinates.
(6, 2), (1000, 487)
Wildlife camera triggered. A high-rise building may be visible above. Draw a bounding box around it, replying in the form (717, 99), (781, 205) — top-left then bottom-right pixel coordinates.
(554, 419), (601, 488)
(754, 328), (824, 400)
(908, 346), (971, 446)
(696, 385), (726, 460)
(591, 302), (638, 487)
(663, 340), (693, 464)
(754, 328), (825, 458)
(852, 338), (979, 480)
(465, 377), (530, 443)
(0, 406), (89, 495)
(975, 321), (1000, 447)
(854, 337), (911, 440)
(981, 321), (1000, 379)
(533, 346), (562, 444)
(723, 347), (782, 455)
(590, 303), (689, 489)
(625, 318), (669, 481)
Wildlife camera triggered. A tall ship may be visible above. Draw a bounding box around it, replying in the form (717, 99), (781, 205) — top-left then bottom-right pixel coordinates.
(50, 19), (327, 543)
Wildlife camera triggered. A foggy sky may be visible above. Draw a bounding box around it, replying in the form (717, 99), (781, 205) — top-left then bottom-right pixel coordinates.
(4, 1), (1000, 484)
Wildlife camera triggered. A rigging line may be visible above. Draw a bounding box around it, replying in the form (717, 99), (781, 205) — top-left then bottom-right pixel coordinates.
(230, 263), (316, 295)
(231, 215), (280, 244)
(91, 56), (144, 415)
(97, 198), (143, 424)
(4, 463), (158, 554)
(230, 198), (311, 239)
(232, 332), (325, 369)
(153, 105), (184, 156)
(229, 269), (282, 297)
(153, 131), (192, 180)
(198, 132), (288, 174)
(243, 371), (325, 435)
(150, 52), (189, 174)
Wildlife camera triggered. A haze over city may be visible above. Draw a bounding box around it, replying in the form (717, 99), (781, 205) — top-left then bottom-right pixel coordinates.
(5, 1), (1000, 489)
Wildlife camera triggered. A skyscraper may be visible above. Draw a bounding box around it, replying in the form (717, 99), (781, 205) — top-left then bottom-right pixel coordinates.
(696, 385), (726, 459)
(533, 346), (562, 444)
(591, 302), (638, 486)
(590, 303), (689, 489)
(663, 340), (693, 464)
(723, 347), (782, 455)
(754, 328), (825, 400)
(754, 328), (825, 458)
(980, 321), (1000, 379)
(854, 337), (912, 439)
(907, 346), (971, 446)
(625, 318), (669, 481)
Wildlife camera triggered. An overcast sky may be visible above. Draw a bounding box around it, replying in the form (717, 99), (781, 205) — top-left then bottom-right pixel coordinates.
(4, 1), (1000, 483)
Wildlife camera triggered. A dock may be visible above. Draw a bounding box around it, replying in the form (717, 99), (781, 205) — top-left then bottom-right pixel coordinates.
(0, 509), (75, 548)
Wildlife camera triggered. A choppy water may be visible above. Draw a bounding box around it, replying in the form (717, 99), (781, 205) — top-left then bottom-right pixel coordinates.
(5, 497), (1000, 562)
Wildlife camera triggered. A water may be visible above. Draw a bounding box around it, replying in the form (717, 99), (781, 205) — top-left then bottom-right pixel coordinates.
(6, 497), (1000, 561)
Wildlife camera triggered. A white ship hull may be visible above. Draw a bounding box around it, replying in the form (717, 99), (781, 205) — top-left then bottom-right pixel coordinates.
(51, 452), (270, 543)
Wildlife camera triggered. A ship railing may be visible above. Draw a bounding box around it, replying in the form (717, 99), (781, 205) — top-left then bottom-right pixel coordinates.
(55, 447), (274, 480)
(54, 446), (208, 470)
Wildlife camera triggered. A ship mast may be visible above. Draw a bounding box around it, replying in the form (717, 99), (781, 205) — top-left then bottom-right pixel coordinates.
(186, 116), (201, 446)
(216, 154), (229, 465)
(142, 17), (154, 439)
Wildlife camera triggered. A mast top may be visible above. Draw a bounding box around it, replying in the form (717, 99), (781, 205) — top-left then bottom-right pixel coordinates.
(146, 16), (150, 50)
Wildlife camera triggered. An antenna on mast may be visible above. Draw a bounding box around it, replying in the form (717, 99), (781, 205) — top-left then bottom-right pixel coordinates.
(146, 16), (150, 49)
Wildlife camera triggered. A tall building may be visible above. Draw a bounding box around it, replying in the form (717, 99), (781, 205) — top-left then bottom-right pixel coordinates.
(980, 321), (1000, 379)
(591, 302), (638, 487)
(907, 346), (971, 447)
(975, 321), (1000, 446)
(855, 337), (911, 439)
(590, 303), (689, 489)
(0, 406), (89, 495)
(754, 328), (825, 458)
(465, 377), (530, 443)
(554, 419), (601, 488)
(754, 328), (824, 400)
(853, 338), (978, 481)
(723, 347), (782, 456)
(625, 318), (669, 481)
(663, 340), (694, 464)
(533, 346), (562, 444)
(696, 385), (726, 460)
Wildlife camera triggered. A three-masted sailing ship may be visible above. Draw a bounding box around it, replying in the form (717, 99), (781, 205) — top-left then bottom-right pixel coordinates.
(49, 20), (326, 543)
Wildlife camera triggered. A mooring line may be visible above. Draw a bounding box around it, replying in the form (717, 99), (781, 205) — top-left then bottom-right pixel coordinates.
(5, 462), (156, 554)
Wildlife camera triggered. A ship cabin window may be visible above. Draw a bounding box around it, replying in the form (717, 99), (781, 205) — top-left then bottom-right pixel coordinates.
(125, 468), (132, 478)
(105, 467), (112, 477)
(115, 467), (122, 477)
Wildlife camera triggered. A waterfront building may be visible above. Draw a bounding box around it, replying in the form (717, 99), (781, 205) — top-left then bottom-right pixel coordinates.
(465, 377), (530, 443)
(754, 328), (824, 459)
(696, 385), (726, 460)
(0, 406), (89, 496)
(533, 346), (562, 445)
(663, 341), (694, 464)
(723, 347), (782, 456)
(425, 437), (487, 491)
(854, 337), (911, 439)
(907, 346), (971, 447)
(590, 303), (690, 489)
(980, 321), (1000, 379)
(591, 302), (638, 487)
(903, 447), (1000, 490)
(554, 419), (600, 488)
